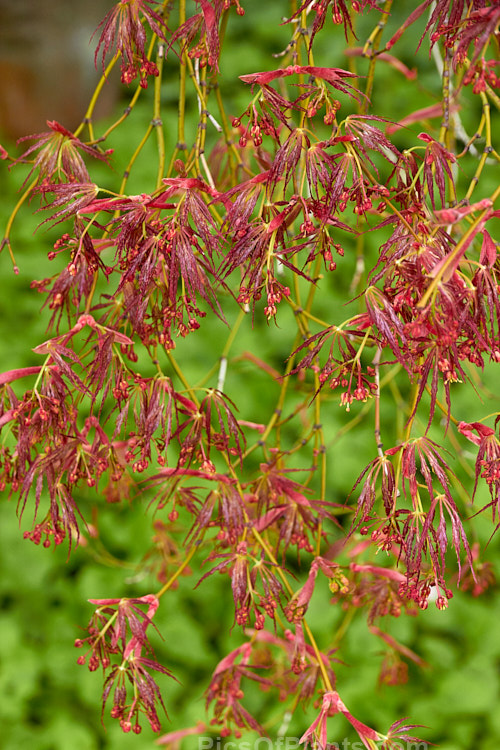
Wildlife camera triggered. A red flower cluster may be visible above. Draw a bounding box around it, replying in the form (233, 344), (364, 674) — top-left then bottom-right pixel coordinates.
(75, 595), (175, 733)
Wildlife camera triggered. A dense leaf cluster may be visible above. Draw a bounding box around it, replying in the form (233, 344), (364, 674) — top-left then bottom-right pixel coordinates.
(1, 0), (499, 745)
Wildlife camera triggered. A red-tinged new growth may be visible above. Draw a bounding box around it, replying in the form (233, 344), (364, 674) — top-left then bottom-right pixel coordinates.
(251, 461), (344, 555)
(388, 438), (473, 608)
(168, 0), (245, 71)
(205, 642), (271, 737)
(2, 0), (500, 744)
(417, 133), (456, 209)
(459, 421), (500, 529)
(290, 321), (378, 410)
(13, 121), (110, 186)
(342, 563), (416, 625)
(379, 718), (428, 750)
(198, 540), (283, 629)
(284, 556), (347, 623)
(287, 1), (382, 47)
(348, 436), (476, 609)
(94, 0), (167, 86)
(75, 595), (175, 733)
(300, 690), (381, 750)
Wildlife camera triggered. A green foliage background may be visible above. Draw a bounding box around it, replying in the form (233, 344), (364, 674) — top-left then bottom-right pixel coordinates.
(1, 3), (500, 749)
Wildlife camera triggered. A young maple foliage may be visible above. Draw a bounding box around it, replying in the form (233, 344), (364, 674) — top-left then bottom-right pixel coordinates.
(1, 0), (500, 744)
